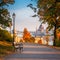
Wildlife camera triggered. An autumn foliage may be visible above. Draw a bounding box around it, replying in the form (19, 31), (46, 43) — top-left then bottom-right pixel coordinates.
(23, 28), (31, 40)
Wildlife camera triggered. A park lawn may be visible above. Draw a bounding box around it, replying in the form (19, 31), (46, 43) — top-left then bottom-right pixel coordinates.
(0, 41), (14, 57)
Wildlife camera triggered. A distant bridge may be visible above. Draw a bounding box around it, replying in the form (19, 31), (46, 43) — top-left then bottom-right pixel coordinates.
(14, 31), (36, 37)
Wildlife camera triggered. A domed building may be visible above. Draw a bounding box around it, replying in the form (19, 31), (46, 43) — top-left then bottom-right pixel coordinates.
(35, 24), (54, 45)
(35, 24), (45, 37)
(34, 24), (46, 44)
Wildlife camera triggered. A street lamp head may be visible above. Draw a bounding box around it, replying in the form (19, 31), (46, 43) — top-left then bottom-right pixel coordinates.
(12, 13), (16, 18)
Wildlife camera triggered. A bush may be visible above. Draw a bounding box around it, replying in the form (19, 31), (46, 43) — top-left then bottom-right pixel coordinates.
(0, 29), (13, 42)
(56, 39), (60, 47)
(24, 37), (35, 43)
(0, 41), (14, 57)
(30, 37), (35, 43)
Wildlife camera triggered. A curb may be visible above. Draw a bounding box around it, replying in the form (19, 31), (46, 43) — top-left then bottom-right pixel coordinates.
(48, 46), (60, 50)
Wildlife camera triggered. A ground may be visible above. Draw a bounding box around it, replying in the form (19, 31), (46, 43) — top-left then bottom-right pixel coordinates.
(1, 43), (60, 60)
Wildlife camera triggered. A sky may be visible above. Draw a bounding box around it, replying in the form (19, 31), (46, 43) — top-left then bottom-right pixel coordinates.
(7, 0), (44, 31)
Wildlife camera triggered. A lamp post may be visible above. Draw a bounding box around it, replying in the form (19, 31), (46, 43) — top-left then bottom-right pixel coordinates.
(12, 13), (16, 46)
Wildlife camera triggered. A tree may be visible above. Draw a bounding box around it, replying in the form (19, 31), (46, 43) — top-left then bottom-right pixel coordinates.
(23, 28), (35, 43)
(30, 0), (60, 46)
(0, 0), (14, 28)
(23, 28), (31, 40)
(0, 0), (14, 7)
(37, 0), (60, 46)
(0, 8), (12, 28)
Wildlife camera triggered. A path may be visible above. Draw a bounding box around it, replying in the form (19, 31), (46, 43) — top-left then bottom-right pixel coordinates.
(4, 43), (60, 60)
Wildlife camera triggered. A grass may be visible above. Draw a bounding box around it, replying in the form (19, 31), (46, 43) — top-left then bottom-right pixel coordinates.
(0, 41), (14, 57)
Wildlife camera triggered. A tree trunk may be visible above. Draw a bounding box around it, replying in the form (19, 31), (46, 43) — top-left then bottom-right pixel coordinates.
(53, 25), (57, 46)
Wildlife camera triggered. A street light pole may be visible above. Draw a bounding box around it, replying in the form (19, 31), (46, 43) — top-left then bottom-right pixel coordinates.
(12, 13), (16, 47)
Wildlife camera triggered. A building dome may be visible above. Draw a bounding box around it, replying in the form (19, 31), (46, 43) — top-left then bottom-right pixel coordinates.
(35, 24), (45, 37)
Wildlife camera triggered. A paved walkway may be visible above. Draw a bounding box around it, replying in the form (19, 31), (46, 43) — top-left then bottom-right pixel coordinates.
(3, 43), (60, 60)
